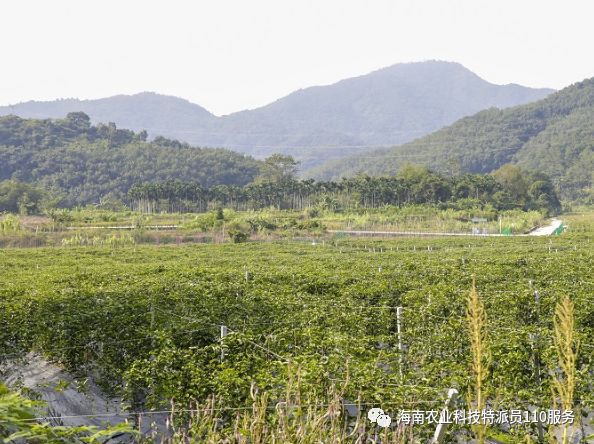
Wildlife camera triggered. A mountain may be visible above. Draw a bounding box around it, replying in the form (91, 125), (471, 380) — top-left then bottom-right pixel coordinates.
(0, 92), (216, 139)
(0, 114), (261, 206)
(0, 61), (553, 169)
(311, 77), (594, 201)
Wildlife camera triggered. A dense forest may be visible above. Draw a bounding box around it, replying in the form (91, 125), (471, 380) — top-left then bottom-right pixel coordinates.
(0, 113), (562, 214)
(126, 163), (560, 214)
(312, 77), (594, 203)
(0, 113), (262, 206)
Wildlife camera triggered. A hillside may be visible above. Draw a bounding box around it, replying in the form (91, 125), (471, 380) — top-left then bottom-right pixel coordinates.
(311, 77), (594, 201)
(0, 113), (261, 206)
(0, 61), (553, 169)
(0, 92), (216, 140)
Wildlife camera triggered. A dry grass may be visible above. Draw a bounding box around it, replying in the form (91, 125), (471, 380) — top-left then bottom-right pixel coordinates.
(138, 370), (417, 443)
(551, 295), (579, 444)
(466, 278), (490, 444)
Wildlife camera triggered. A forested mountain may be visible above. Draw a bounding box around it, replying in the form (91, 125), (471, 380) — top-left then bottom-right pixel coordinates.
(0, 93), (216, 141)
(0, 113), (261, 206)
(311, 77), (594, 201)
(0, 113), (561, 213)
(0, 61), (553, 169)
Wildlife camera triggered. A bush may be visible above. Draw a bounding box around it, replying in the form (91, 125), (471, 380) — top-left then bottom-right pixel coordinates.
(226, 221), (250, 243)
(306, 207), (320, 218)
(245, 216), (277, 231)
(47, 208), (75, 224)
(184, 213), (218, 231)
(296, 220), (323, 230)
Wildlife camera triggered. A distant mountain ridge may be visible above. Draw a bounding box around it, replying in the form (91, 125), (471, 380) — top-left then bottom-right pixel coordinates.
(1, 93), (215, 139)
(311, 77), (594, 201)
(0, 61), (554, 169)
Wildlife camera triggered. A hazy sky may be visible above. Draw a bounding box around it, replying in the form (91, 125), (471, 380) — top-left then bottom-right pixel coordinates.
(3, 0), (594, 115)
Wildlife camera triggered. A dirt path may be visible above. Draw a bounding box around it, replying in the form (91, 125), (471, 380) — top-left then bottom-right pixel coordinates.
(2, 353), (126, 427)
(528, 218), (563, 236)
(1, 353), (168, 437)
(327, 218), (564, 238)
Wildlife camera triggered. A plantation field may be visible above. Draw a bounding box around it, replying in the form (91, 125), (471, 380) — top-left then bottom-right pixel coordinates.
(0, 212), (593, 442)
(0, 205), (553, 250)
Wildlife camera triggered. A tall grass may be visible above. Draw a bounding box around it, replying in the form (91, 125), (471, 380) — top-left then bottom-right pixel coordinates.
(466, 278), (490, 444)
(551, 295), (578, 444)
(137, 375), (415, 443)
(0, 214), (22, 234)
(61, 232), (136, 247)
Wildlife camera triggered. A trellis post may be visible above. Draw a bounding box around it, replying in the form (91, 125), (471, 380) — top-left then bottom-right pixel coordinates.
(530, 282), (545, 443)
(220, 325), (228, 362)
(431, 388), (458, 443)
(396, 306), (403, 378)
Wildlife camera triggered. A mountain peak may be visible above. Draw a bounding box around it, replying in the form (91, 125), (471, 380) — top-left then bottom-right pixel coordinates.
(310, 73), (593, 200)
(0, 62), (555, 170)
(372, 60), (474, 75)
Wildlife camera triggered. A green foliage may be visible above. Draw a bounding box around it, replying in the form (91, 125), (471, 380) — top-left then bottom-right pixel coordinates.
(0, 114), (262, 206)
(226, 220), (250, 243)
(1, 63), (554, 173)
(0, 214), (22, 234)
(254, 154), (299, 184)
(0, 383), (134, 443)
(47, 208), (75, 224)
(244, 216), (277, 232)
(132, 214), (149, 230)
(129, 168), (560, 215)
(0, 112), (566, 212)
(183, 211), (225, 231)
(0, 180), (48, 214)
(313, 77), (594, 202)
(0, 213), (591, 440)
(61, 232), (135, 247)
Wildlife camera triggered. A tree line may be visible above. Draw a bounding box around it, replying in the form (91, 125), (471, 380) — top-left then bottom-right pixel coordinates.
(0, 114), (562, 214)
(313, 77), (594, 203)
(127, 163), (561, 214)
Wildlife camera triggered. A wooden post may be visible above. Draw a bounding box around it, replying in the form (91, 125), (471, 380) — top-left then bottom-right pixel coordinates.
(431, 388), (458, 443)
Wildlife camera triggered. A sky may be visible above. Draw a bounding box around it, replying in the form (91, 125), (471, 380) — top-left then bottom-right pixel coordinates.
(2, 0), (594, 116)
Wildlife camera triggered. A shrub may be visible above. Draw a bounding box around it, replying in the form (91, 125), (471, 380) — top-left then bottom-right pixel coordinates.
(226, 221), (250, 243)
(245, 217), (277, 232)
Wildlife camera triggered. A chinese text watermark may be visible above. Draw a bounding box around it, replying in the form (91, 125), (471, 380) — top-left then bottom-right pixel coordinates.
(368, 408), (574, 428)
